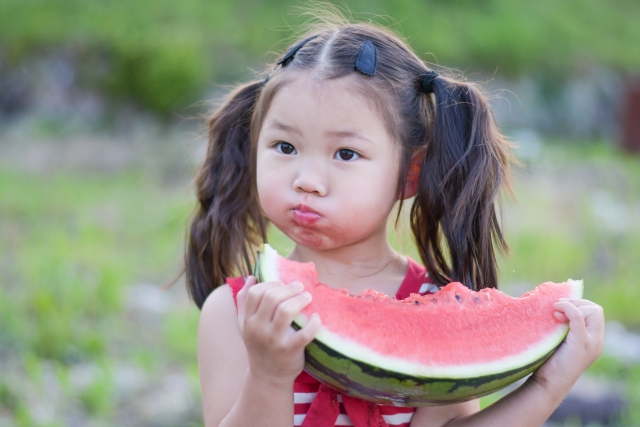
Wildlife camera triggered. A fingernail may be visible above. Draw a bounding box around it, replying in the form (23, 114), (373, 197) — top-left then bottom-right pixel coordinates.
(302, 291), (311, 299)
(292, 282), (304, 290)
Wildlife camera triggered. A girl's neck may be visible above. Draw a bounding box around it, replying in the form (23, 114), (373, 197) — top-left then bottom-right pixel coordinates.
(285, 232), (408, 296)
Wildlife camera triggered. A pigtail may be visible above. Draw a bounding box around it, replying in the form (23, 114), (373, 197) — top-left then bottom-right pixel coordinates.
(186, 81), (268, 309)
(410, 77), (513, 291)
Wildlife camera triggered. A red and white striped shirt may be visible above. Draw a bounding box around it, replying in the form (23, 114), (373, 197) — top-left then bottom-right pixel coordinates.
(228, 256), (438, 427)
(293, 371), (416, 426)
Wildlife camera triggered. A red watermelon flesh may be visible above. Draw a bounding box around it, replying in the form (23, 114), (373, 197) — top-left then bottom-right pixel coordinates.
(255, 244), (583, 404)
(261, 244), (582, 376)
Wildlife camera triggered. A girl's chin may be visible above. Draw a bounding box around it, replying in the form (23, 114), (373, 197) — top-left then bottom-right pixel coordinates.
(281, 225), (369, 252)
(275, 223), (337, 250)
(269, 215), (378, 250)
(287, 228), (331, 249)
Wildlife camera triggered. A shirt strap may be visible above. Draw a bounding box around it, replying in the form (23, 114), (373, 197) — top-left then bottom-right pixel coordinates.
(394, 256), (436, 300)
(226, 276), (245, 312)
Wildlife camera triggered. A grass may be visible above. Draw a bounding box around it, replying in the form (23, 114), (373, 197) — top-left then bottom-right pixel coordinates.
(1, 0), (638, 114)
(0, 139), (639, 424)
(0, 170), (191, 361)
(501, 142), (640, 325)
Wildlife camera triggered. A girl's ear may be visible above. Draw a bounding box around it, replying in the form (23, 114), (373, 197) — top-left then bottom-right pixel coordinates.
(402, 152), (423, 199)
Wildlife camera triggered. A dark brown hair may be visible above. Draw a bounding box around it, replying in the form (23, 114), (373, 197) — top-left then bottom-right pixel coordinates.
(185, 10), (514, 309)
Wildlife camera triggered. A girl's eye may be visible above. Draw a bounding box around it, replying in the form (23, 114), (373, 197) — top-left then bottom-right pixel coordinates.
(335, 149), (359, 161)
(276, 142), (296, 155)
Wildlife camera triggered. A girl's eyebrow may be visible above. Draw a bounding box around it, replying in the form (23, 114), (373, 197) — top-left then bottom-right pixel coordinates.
(324, 130), (373, 144)
(266, 120), (372, 143)
(266, 119), (302, 136)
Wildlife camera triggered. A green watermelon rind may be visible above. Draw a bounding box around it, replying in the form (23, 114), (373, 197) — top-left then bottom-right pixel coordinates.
(299, 327), (558, 406)
(254, 244), (583, 406)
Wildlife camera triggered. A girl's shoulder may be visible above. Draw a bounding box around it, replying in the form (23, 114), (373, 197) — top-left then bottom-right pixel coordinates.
(200, 283), (240, 333)
(201, 283), (235, 319)
(198, 283), (245, 376)
(198, 283), (249, 425)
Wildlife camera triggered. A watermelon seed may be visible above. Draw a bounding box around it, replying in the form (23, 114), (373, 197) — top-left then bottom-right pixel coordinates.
(414, 300), (420, 305)
(455, 294), (461, 302)
(431, 297), (436, 302)
(474, 296), (480, 303)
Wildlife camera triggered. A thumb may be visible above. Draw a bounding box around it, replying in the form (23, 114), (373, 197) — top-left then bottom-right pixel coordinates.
(237, 275), (257, 325)
(291, 313), (322, 349)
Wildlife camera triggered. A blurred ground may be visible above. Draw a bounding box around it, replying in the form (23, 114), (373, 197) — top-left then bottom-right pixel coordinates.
(2, 2), (640, 426)
(0, 126), (639, 426)
(0, 126), (204, 427)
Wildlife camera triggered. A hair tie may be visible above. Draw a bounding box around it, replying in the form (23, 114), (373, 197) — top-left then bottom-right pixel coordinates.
(421, 71), (439, 94)
(277, 35), (319, 67)
(355, 40), (377, 75)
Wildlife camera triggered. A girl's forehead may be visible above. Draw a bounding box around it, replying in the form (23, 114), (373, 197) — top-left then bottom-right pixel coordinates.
(261, 74), (391, 140)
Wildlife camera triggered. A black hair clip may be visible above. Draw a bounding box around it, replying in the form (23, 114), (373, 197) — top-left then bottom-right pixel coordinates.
(421, 71), (439, 94)
(355, 40), (377, 75)
(277, 35), (319, 67)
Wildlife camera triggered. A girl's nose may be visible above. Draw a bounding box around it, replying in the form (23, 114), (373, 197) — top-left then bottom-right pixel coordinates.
(293, 161), (328, 196)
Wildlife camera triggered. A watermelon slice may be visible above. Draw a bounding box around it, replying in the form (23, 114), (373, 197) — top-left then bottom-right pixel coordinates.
(254, 244), (583, 406)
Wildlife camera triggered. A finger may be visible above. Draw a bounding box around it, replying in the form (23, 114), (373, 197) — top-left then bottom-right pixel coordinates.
(554, 301), (587, 341)
(553, 311), (569, 323)
(244, 281), (283, 317)
(272, 291), (313, 331)
(578, 305), (605, 333)
(289, 313), (322, 349)
(237, 275), (257, 321)
(254, 282), (305, 322)
(553, 299), (600, 325)
(558, 298), (599, 308)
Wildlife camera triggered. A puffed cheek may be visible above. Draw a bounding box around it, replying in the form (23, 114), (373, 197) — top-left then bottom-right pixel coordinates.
(342, 201), (391, 232)
(257, 183), (286, 217)
(258, 196), (278, 218)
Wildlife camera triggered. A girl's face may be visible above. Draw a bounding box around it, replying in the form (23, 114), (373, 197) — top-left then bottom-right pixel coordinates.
(256, 74), (400, 251)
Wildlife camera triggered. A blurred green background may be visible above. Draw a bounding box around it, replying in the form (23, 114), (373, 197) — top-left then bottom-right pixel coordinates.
(1, 1), (639, 426)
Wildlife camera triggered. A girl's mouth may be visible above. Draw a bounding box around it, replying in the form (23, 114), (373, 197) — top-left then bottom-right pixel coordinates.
(292, 204), (321, 226)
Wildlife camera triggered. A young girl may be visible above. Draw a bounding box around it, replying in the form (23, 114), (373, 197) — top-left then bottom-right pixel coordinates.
(185, 14), (605, 427)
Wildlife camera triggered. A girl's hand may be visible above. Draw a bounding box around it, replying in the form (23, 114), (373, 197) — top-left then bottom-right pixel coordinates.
(236, 275), (322, 389)
(532, 298), (605, 395)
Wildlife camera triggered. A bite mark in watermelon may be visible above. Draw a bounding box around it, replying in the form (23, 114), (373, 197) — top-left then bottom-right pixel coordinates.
(254, 244), (583, 406)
